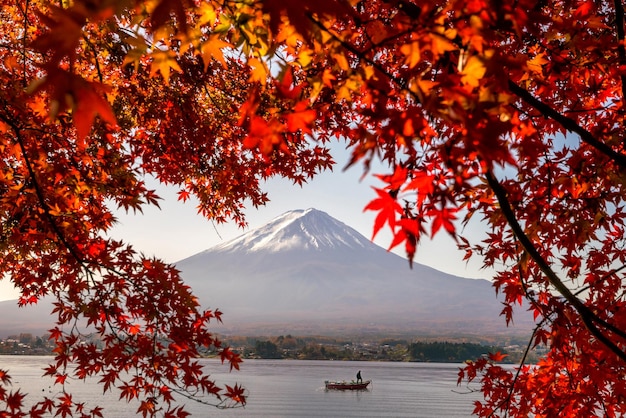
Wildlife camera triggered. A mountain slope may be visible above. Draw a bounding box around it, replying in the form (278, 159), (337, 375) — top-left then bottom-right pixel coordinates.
(176, 208), (532, 336)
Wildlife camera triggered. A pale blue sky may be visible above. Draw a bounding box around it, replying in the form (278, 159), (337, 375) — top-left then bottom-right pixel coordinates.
(0, 143), (494, 302)
(107, 143), (494, 276)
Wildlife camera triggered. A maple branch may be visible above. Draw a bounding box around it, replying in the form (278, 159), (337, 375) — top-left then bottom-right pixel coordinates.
(574, 262), (626, 297)
(17, 147), (84, 264)
(0, 112), (85, 269)
(0, 114), (140, 337)
(507, 80), (626, 169)
(306, 14), (418, 101)
(489, 323), (540, 418)
(485, 169), (626, 362)
(20, 0), (31, 88)
(168, 385), (245, 409)
(82, 34), (104, 84)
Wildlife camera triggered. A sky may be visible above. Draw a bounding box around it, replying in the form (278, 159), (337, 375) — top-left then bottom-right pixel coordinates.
(0, 143), (494, 302)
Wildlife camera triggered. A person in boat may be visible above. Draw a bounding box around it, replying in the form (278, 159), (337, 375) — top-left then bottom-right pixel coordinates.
(356, 370), (362, 383)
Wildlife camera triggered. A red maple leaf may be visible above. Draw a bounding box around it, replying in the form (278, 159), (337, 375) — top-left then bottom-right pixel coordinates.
(364, 187), (404, 240)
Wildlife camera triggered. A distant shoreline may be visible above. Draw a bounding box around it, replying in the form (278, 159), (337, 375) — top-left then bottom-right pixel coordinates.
(1, 335), (543, 363)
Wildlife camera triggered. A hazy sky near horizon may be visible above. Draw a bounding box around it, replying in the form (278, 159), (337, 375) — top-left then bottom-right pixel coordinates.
(0, 143), (494, 302)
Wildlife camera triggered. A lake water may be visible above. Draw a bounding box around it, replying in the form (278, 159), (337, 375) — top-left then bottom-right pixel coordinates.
(1, 356), (482, 417)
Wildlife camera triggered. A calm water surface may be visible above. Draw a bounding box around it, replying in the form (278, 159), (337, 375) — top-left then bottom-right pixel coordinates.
(1, 356), (482, 417)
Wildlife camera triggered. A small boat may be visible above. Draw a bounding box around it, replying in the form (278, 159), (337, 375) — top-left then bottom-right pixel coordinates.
(324, 380), (371, 390)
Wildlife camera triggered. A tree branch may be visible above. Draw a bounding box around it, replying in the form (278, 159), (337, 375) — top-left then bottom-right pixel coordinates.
(507, 80), (626, 169)
(306, 13), (418, 101)
(485, 169), (626, 362)
(0, 112), (85, 266)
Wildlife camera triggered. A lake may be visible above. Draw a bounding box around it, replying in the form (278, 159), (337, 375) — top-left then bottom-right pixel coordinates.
(1, 356), (482, 417)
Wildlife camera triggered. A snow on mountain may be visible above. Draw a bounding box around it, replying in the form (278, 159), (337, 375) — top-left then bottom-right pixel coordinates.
(206, 208), (374, 254)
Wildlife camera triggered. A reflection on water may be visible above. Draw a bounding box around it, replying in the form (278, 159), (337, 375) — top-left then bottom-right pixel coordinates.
(1, 356), (482, 417)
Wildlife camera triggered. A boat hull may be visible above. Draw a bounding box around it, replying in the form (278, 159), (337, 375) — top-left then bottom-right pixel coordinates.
(325, 380), (371, 390)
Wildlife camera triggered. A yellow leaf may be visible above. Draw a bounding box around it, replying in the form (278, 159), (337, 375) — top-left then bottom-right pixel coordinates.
(400, 41), (421, 69)
(417, 79), (438, 93)
(461, 55), (486, 88)
(177, 36), (193, 56)
(200, 35), (231, 68)
(363, 65), (375, 80)
(276, 23), (302, 49)
(143, 0), (160, 14)
(469, 15), (483, 30)
(444, 28), (458, 40)
(122, 35), (149, 71)
(248, 57), (268, 85)
(297, 49), (314, 68)
(409, 78), (438, 102)
(333, 53), (350, 71)
(152, 26), (172, 45)
(214, 16), (231, 33)
(336, 75), (361, 100)
(320, 30), (333, 44)
(149, 50), (181, 84)
(527, 53), (548, 76)
(197, 2), (217, 26)
(431, 35), (456, 56)
(309, 80), (323, 102)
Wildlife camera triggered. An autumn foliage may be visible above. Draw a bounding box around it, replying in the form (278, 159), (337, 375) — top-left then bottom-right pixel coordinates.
(1, 0), (626, 416)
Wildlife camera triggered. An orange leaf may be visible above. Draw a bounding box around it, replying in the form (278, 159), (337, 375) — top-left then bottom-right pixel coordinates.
(488, 351), (508, 362)
(461, 55), (486, 88)
(285, 102), (316, 133)
(201, 35), (231, 68)
(400, 41), (421, 69)
(128, 324), (141, 335)
(27, 68), (117, 139)
(149, 50), (182, 84)
(73, 83), (117, 139)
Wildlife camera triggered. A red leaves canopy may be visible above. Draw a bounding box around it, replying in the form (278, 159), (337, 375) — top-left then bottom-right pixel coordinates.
(2, 0), (626, 416)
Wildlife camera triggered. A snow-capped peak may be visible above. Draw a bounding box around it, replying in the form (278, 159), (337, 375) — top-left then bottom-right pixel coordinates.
(210, 208), (374, 253)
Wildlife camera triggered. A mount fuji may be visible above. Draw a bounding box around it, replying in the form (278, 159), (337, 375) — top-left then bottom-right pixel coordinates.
(0, 208), (532, 338)
(176, 208), (532, 337)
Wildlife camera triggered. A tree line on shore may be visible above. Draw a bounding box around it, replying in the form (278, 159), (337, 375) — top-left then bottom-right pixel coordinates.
(2, 333), (542, 363)
(238, 336), (539, 364)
